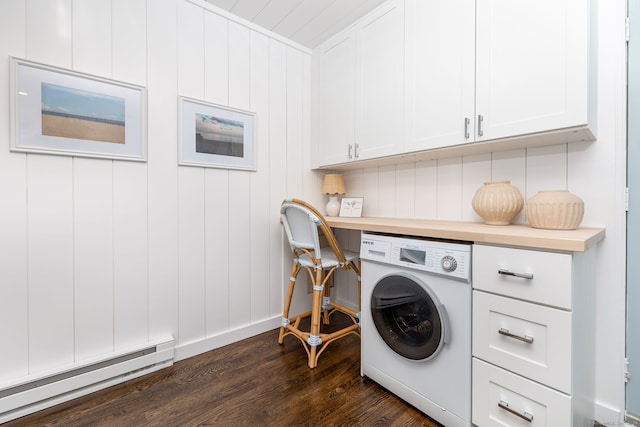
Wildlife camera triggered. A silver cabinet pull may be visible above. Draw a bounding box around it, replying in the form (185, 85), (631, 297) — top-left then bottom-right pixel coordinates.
(498, 327), (534, 344)
(354, 143), (360, 159)
(498, 269), (534, 280)
(478, 114), (484, 137)
(464, 117), (470, 139)
(348, 144), (353, 159)
(498, 400), (534, 423)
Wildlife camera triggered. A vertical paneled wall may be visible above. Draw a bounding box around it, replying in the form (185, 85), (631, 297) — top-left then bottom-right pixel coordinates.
(0, 0), (312, 384)
(339, 144), (573, 223)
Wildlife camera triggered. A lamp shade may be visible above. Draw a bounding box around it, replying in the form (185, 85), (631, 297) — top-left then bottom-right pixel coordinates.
(322, 174), (346, 195)
(322, 173), (346, 194)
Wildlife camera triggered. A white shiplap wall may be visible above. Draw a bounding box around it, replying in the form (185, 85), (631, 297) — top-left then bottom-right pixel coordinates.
(0, 0), (316, 386)
(335, 145), (568, 222)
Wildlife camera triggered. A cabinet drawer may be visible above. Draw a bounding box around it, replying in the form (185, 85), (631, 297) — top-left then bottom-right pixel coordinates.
(473, 244), (573, 309)
(472, 358), (571, 427)
(473, 291), (572, 394)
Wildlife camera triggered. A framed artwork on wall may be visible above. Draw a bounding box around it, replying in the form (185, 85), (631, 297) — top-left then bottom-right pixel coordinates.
(178, 96), (257, 171)
(9, 57), (147, 161)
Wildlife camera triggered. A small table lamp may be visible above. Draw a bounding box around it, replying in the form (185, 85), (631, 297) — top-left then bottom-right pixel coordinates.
(322, 173), (346, 217)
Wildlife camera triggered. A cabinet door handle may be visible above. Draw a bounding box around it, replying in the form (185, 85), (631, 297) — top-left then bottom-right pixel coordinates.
(464, 117), (470, 139)
(498, 400), (534, 423)
(498, 269), (534, 280)
(348, 144), (353, 159)
(478, 114), (484, 137)
(498, 327), (534, 344)
(354, 143), (360, 159)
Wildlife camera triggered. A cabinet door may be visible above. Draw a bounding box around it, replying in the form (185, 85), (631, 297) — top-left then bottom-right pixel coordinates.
(355, 0), (404, 160)
(473, 244), (573, 310)
(473, 291), (573, 394)
(475, 0), (589, 141)
(473, 358), (572, 427)
(404, 0), (475, 151)
(317, 29), (356, 166)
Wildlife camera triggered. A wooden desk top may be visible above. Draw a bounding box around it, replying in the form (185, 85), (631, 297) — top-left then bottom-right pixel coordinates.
(325, 217), (605, 252)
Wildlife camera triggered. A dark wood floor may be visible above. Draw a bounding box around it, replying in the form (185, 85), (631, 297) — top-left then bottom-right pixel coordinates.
(6, 313), (442, 427)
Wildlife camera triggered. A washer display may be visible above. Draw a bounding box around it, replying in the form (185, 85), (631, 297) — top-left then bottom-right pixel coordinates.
(360, 232), (472, 427)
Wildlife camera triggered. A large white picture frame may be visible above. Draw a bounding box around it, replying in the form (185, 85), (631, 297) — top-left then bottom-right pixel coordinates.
(10, 57), (147, 161)
(179, 96), (257, 171)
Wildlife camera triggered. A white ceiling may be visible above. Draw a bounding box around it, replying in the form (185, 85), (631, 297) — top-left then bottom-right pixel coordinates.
(204, 0), (388, 49)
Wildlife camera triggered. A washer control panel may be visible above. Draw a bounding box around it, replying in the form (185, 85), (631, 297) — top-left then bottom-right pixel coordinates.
(360, 232), (471, 281)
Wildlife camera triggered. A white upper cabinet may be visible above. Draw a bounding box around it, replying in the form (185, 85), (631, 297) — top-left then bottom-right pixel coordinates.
(404, 0), (475, 152)
(317, 29), (357, 167)
(316, 0), (404, 167)
(315, 0), (595, 168)
(474, 0), (594, 142)
(355, 0), (404, 160)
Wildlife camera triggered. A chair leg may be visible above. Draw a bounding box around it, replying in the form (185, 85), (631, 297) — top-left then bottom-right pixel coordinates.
(279, 262), (301, 344)
(279, 259), (362, 369)
(307, 266), (324, 368)
(322, 269), (332, 325)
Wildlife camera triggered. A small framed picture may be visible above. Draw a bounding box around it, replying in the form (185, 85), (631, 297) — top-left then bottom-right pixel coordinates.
(179, 96), (256, 171)
(339, 197), (364, 218)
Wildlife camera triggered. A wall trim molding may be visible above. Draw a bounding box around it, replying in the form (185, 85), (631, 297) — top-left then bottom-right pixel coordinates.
(174, 316), (282, 362)
(595, 400), (626, 426)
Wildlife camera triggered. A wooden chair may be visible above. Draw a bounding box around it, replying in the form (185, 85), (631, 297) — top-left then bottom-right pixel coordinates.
(279, 198), (361, 368)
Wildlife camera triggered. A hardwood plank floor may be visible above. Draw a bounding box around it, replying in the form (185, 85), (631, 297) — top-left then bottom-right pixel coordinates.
(6, 313), (442, 426)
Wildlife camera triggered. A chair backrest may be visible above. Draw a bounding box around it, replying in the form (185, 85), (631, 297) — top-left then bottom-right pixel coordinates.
(280, 198), (347, 264)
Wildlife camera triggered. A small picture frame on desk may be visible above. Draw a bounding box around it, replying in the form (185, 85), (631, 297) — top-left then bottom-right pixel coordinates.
(339, 197), (364, 218)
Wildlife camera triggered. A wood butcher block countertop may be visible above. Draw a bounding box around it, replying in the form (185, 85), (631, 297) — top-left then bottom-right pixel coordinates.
(325, 217), (605, 252)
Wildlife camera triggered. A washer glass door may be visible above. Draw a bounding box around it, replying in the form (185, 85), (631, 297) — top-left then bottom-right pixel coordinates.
(370, 274), (445, 360)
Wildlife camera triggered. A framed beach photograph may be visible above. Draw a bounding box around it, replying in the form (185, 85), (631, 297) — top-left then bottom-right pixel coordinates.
(179, 97), (256, 171)
(339, 197), (364, 218)
(10, 57), (146, 161)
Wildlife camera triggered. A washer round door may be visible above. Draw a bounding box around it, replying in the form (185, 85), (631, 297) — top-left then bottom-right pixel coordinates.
(370, 274), (448, 361)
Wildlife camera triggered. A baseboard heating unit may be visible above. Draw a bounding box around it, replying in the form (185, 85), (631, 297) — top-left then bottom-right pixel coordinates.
(0, 337), (174, 423)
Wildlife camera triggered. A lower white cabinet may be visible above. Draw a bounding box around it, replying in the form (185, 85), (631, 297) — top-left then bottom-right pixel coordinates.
(473, 358), (572, 427)
(472, 244), (596, 427)
(473, 291), (573, 394)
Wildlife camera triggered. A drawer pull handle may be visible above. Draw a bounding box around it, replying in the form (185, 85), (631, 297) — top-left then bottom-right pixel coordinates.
(498, 269), (534, 280)
(498, 327), (534, 344)
(498, 400), (534, 423)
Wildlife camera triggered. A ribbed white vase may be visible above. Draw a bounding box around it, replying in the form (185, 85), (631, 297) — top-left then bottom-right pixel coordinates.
(472, 181), (524, 226)
(525, 190), (584, 230)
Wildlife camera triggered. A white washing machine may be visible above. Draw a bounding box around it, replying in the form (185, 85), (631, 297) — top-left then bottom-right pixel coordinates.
(360, 232), (472, 427)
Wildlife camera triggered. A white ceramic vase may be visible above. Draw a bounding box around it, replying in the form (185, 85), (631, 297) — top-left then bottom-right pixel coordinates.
(525, 190), (584, 230)
(472, 181), (524, 226)
(325, 195), (341, 217)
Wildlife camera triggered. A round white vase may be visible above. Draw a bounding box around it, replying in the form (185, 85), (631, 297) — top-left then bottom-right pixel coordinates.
(325, 195), (341, 217)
